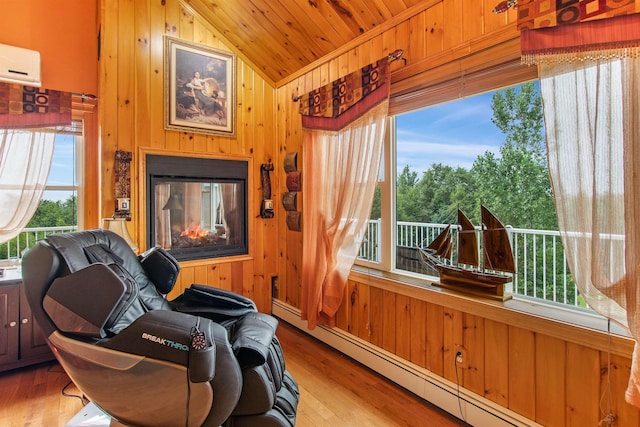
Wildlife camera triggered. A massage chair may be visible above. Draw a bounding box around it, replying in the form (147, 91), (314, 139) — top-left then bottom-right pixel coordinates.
(21, 229), (299, 427)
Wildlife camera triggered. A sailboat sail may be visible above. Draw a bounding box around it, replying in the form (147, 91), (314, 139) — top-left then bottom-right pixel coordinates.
(456, 209), (478, 266)
(481, 205), (515, 273)
(439, 232), (453, 260)
(427, 224), (452, 259)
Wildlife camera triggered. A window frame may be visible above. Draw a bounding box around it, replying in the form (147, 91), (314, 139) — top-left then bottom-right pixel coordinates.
(357, 118), (395, 272)
(41, 127), (84, 229)
(353, 52), (609, 322)
(357, 51), (539, 275)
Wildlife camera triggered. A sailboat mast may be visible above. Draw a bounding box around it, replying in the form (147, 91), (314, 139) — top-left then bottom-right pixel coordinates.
(480, 207), (485, 274)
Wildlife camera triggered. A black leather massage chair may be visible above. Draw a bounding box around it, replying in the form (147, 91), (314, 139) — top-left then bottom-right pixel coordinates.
(21, 229), (299, 427)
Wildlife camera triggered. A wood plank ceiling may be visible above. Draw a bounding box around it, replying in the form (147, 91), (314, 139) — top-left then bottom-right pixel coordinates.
(183, 0), (426, 85)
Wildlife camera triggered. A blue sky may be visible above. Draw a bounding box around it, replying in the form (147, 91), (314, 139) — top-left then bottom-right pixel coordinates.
(43, 134), (75, 201)
(396, 91), (506, 174)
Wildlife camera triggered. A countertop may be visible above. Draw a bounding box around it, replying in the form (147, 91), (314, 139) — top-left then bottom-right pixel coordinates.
(0, 267), (22, 285)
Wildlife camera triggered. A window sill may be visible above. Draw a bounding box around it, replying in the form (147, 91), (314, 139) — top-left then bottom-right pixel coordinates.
(350, 266), (633, 358)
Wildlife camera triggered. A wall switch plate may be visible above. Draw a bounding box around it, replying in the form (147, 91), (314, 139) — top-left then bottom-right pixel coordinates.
(117, 198), (130, 211)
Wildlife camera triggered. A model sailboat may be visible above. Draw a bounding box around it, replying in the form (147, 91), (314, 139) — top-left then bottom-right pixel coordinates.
(418, 205), (515, 300)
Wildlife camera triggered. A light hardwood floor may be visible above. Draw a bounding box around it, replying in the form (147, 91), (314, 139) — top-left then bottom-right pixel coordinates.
(0, 321), (467, 427)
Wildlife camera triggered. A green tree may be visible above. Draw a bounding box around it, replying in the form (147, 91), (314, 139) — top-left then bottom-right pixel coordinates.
(415, 164), (474, 223)
(61, 195), (78, 225)
(0, 195), (77, 260)
(26, 195), (77, 228)
(396, 165), (421, 221)
(370, 186), (381, 219)
(26, 200), (64, 227)
(471, 82), (556, 230)
(491, 82), (544, 151)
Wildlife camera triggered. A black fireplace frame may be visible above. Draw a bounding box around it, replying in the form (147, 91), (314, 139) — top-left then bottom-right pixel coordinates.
(146, 154), (248, 261)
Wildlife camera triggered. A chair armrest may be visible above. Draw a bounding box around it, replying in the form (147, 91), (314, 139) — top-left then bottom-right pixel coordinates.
(170, 284), (257, 321)
(102, 310), (219, 383)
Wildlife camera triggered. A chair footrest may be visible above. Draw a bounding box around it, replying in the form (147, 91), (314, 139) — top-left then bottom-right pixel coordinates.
(224, 371), (299, 427)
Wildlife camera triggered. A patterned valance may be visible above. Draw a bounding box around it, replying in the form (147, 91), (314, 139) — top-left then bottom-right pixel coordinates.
(299, 57), (390, 131)
(0, 83), (72, 129)
(517, 0), (640, 31)
(521, 12), (640, 63)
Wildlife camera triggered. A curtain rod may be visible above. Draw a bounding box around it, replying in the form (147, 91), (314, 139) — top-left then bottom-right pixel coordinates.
(292, 49), (405, 102)
(72, 93), (98, 101)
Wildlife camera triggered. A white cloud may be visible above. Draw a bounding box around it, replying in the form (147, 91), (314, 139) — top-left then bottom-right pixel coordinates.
(429, 102), (493, 127)
(396, 137), (501, 174)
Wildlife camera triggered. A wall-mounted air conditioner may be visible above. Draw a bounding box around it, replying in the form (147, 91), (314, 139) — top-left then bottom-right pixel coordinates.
(0, 43), (42, 87)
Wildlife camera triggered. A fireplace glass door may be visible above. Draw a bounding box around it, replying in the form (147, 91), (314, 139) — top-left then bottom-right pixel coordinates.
(147, 155), (248, 261)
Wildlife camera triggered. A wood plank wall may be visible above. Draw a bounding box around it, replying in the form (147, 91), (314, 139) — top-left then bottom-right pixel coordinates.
(273, 1), (640, 426)
(98, 0), (277, 312)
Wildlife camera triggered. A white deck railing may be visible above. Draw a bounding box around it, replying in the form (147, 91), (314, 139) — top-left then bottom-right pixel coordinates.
(1, 226), (78, 260)
(4, 224), (581, 309)
(359, 220), (585, 310)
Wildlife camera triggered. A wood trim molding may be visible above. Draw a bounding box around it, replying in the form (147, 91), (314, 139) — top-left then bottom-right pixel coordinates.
(73, 98), (100, 229)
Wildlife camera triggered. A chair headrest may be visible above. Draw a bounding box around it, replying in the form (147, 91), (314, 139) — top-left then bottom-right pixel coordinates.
(45, 229), (173, 319)
(46, 229), (135, 273)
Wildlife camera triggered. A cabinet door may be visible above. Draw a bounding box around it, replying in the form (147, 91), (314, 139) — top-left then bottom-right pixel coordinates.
(19, 285), (52, 360)
(0, 284), (19, 366)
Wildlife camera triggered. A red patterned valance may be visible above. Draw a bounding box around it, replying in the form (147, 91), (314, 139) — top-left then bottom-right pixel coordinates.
(517, 0), (640, 31)
(0, 83), (72, 129)
(521, 12), (640, 62)
(299, 57), (390, 131)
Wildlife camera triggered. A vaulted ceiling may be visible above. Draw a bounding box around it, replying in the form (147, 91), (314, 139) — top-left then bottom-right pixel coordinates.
(183, 0), (427, 85)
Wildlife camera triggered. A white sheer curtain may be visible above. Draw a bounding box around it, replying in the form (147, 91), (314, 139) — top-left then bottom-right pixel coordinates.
(540, 52), (640, 405)
(301, 101), (388, 329)
(0, 129), (55, 243)
(156, 182), (171, 249)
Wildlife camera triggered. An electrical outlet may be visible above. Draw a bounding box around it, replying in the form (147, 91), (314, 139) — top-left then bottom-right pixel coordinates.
(455, 351), (463, 364)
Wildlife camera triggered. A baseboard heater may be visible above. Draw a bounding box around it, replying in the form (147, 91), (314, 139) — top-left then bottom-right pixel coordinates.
(272, 300), (542, 427)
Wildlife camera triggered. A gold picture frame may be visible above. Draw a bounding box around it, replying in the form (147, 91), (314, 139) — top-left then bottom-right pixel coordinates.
(164, 36), (236, 137)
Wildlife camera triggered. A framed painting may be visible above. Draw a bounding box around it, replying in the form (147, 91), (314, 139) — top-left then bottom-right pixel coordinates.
(164, 36), (236, 137)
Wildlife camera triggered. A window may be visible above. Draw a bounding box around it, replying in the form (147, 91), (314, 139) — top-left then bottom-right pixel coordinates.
(358, 82), (587, 312)
(30, 124), (83, 229)
(0, 123), (83, 261)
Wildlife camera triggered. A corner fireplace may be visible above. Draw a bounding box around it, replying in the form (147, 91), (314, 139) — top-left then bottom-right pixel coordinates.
(146, 154), (248, 261)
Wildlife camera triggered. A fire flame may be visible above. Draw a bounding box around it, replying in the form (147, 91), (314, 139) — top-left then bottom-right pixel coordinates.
(180, 225), (210, 239)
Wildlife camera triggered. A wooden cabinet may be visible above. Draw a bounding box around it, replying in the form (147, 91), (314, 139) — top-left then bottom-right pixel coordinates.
(0, 272), (54, 372)
(0, 283), (19, 366)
